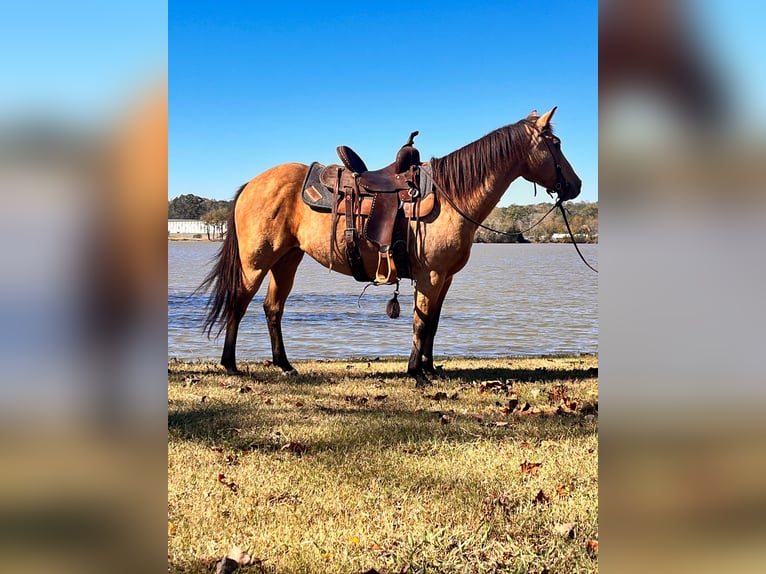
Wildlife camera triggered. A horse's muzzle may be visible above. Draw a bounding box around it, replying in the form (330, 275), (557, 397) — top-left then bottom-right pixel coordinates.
(555, 179), (581, 202)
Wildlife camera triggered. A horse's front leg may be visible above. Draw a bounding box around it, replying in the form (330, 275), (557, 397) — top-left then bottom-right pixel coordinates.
(420, 276), (453, 376)
(407, 285), (447, 387)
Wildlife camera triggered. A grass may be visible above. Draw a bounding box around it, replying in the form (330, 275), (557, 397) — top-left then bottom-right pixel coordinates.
(168, 355), (598, 573)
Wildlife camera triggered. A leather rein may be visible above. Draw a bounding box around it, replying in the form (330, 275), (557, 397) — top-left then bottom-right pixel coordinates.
(424, 128), (598, 273)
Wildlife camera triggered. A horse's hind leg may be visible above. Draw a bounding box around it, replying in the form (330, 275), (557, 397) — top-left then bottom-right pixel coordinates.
(221, 270), (268, 375)
(263, 247), (305, 374)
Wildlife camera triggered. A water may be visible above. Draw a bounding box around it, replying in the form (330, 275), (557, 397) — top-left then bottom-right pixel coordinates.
(168, 242), (598, 361)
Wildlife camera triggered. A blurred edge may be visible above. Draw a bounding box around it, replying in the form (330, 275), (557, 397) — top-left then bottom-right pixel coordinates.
(600, 1), (766, 572)
(0, 2), (167, 573)
(3, 0), (766, 572)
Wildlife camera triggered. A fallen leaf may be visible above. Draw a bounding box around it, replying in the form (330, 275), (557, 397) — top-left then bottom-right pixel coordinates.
(281, 441), (306, 455)
(183, 375), (200, 386)
(489, 421), (510, 427)
(553, 522), (575, 538)
(478, 380), (513, 394)
(580, 401), (598, 415)
(371, 543), (384, 551)
(520, 461), (542, 475)
(519, 441), (532, 449)
(215, 557), (239, 574)
(585, 539), (599, 554)
(167, 521), (177, 537)
(533, 489), (549, 505)
(548, 384), (568, 403)
(295, 401), (304, 408)
(556, 485), (570, 497)
(440, 414), (451, 424)
(214, 546), (262, 574)
(264, 398), (273, 405)
(262, 359), (272, 366)
(347, 536), (360, 545)
(217, 473), (238, 492)
(238, 386), (252, 394)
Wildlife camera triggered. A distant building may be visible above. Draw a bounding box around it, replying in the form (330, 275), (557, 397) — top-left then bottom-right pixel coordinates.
(168, 219), (209, 235)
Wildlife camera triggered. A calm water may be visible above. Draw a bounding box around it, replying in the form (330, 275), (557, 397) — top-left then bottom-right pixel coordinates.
(168, 242), (597, 361)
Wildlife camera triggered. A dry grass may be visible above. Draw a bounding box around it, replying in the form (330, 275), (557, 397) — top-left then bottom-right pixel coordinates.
(168, 355), (598, 573)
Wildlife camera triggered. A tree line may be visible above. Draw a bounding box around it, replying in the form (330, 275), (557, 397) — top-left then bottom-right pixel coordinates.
(475, 201), (598, 243)
(168, 194), (597, 243)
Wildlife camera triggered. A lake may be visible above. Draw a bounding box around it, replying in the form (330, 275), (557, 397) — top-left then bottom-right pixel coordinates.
(168, 242), (597, 361)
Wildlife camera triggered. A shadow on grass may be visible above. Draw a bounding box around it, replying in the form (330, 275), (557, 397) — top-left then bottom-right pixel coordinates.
(439, 364), (598, 384)
(168, 363), (597, 454)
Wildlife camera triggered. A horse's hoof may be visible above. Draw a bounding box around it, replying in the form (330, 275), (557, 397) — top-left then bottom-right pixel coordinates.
(281, 368), (299, 377)
(225, 367), (243, 376)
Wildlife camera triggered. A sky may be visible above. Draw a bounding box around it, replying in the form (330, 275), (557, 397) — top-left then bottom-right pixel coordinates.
(169, 1), (598, 206)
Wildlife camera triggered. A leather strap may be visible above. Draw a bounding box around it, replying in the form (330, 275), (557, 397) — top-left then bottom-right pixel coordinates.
(343, 183), (371, 282)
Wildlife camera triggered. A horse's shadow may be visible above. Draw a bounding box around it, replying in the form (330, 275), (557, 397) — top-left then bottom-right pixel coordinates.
(168, 362), (597, 455)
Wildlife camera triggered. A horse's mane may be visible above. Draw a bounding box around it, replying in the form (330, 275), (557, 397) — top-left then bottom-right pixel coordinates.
(429, 119), (536, 196)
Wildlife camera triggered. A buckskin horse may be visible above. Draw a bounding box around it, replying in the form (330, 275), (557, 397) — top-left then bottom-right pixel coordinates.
(199, 107), (581, 386)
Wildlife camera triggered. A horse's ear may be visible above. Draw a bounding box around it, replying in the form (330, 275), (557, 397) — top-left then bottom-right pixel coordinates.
(536, 106), (557, 130)
(528, 110), (539, 119)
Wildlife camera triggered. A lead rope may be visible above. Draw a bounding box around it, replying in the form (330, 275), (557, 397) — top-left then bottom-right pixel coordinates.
(556, 198), (598, 273)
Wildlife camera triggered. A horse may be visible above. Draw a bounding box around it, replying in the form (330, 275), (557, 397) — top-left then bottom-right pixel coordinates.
(199, 107), (581, 386)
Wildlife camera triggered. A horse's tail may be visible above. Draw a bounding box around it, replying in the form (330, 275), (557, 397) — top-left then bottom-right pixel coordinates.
(197, 183), (247, 337)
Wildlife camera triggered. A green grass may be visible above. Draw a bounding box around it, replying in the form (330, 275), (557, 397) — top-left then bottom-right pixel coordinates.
(168, 356), (598, 573)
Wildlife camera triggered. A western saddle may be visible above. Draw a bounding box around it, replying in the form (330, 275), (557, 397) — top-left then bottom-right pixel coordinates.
(301, 131), (435, 284)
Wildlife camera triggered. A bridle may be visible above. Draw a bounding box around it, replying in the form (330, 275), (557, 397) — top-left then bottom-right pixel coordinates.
(538, 128), (571, 200)
(431, 122), (598, 273)
(536, 126), (598, 273)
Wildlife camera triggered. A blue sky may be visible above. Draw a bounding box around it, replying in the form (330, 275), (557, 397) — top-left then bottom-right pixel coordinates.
(169, 1), (598, 206)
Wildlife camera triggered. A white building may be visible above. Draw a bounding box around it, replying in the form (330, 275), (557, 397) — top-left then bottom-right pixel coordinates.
(168, 219), (209, 235)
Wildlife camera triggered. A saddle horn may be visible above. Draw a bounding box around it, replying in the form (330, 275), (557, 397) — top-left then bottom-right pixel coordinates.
(404, 131), (419, 147)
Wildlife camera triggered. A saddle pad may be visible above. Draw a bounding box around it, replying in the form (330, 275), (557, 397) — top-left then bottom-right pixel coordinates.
(300, 162), (333, 212)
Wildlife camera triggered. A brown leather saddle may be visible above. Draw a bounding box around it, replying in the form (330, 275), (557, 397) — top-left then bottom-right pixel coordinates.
(301, 132), (435, 284)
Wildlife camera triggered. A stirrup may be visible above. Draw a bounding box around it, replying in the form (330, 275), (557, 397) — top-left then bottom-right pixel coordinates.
(375, 249), (397, 284)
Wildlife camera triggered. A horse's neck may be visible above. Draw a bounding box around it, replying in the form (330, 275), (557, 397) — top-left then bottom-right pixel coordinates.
(456, 161), (524, 225)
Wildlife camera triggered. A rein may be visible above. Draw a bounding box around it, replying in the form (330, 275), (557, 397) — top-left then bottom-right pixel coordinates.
(422, 165), (557, 239)
(555, 198), (598, 273)
(424, 169), (598, 274)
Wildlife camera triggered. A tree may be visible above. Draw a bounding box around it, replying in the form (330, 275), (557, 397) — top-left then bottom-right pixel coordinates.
(168, 194), (233, 219)
(200, 206), (229, 240)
